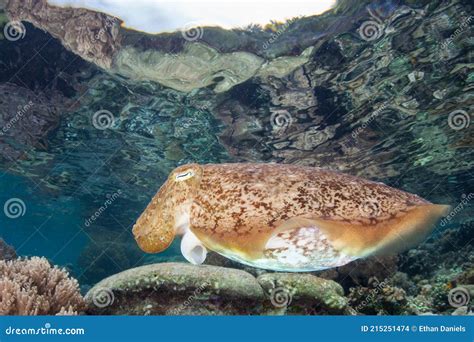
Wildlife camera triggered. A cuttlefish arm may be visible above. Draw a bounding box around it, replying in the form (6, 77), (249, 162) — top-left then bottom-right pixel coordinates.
(180, 229), (208, 265)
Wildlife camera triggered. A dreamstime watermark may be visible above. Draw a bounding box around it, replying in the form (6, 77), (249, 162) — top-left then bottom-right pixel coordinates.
(440, 16), (473, 50)
(270, 286), (293, 308)
(440, 193), (473, 227)
(3, 198), (26, 219)
(341, 101), (389, 149)
(170, 282), (209, 314)
(448, 286), (471, 308)
(94, 16), (119, 41)
(270, 110), (293, 134)
(3, 21), (26, 41)
(354, 280), (388, 312)
(447, 109), (470, 131)
(92, 109), (115, 130)
(5, 323), (85, 336)
(84, 190), (122, 227)
(0, 101), (34, 136)
(353, 102), (388, 141)
(91, 287), (115, 308)
(262, 18), (297, 49)
(181, 22), (204, 42)
(358, 7), (386, 41)
(342, 68), (422, 149)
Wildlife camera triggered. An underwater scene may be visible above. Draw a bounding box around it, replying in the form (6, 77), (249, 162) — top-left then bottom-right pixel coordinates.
(0, 0), (473, 317)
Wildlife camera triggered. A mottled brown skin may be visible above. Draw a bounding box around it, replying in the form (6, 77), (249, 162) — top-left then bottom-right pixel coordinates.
(189, 164), (448, 258)
(133, 163), (449, 264)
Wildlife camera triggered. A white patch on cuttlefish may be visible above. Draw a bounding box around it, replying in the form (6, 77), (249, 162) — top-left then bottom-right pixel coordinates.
(262, 226), (358, 271)
(216, 226), (358, 272)
(180, 229), (207, 265)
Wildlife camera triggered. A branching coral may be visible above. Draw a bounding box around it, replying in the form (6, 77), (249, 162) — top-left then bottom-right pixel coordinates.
(0, 257), (85, 315)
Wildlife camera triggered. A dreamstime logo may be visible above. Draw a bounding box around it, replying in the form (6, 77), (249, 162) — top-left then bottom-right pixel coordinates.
(3, 21), (26, 41)
(181, 22), (203, 42)
(440, 193), (473, 227)
(270, 287), (292, 308)
(3, 198), (26, 219)
(92, 288), (115, 308)
(270, 111), (293, 133)
(92, 110), (115, 130)
(448, 109), (470, 131)
(358, 8), (385, 41)
(448, 287), (470, 308)
(359, 199), (380, 218)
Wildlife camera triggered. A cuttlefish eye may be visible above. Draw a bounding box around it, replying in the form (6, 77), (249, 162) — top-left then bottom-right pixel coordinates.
(175, 170), (194, 182)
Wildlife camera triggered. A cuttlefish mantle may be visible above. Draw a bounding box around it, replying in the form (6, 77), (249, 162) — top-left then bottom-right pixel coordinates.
(132, 163), (450, 272)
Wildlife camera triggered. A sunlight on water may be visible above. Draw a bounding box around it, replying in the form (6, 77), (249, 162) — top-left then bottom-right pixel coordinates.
(49, 0), (336, 32)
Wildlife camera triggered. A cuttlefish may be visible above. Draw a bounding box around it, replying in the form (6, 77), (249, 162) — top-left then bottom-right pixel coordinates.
(132, 163), (449, 272)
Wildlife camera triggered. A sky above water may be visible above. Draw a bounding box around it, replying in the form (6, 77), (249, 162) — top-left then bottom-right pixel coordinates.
(48, 0), (336, 33)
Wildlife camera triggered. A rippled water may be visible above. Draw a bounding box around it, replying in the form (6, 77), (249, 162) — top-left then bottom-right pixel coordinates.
(0, 0), (473, 289)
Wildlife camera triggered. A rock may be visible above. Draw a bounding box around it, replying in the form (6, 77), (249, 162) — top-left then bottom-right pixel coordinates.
(5, 0), (314, 92)
(6, 0), (121, 69)
(85, 262), (264, 315)
(113, 44), (265, 93)
(257, 273), (348, 315)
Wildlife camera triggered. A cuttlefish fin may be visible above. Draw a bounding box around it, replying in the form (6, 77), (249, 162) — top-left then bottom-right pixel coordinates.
(181, 229), (208, 265)
(270, 204), (450, 258)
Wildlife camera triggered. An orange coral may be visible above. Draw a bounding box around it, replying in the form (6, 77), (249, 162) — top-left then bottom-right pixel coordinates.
(0, 257), (85, 315)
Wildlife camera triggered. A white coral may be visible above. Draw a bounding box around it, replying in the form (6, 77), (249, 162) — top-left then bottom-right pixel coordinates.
(0, 257), (85, 315)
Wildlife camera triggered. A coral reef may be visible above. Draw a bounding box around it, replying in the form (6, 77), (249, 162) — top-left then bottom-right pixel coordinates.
(347, 223), (474, 315)
(317, 256), (399, 290)
(0, 257), (85, 315)
(399, 222), (474, 279)
(348, 277), (408, 315)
